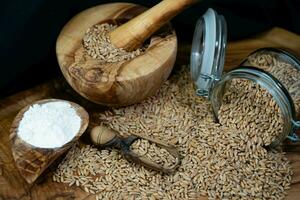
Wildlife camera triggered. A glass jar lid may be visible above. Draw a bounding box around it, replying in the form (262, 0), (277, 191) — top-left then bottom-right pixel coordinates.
(190, 8), (227, 98)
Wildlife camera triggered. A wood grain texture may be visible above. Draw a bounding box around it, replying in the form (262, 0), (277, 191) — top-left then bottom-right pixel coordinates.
(0, 27), (300, 199)
(109, 0), (199, 51)
(225, 27), (300, 71)
(56, 3), (177, 107)
(9, 99), (89, 184)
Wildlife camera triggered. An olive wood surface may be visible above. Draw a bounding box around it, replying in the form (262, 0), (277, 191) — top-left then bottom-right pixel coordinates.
(56, 3), (177, 107)
(1, 27), (300, 199)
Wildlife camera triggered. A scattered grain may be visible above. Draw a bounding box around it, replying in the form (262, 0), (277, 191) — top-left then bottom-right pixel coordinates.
(53, 67), (292, 200)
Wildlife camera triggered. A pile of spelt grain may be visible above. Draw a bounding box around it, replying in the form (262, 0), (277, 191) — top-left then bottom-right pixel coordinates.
(219, 79), (284, 145)
(244, 50), (300, 114)
(131, 139), (177, 168)
(53, 67), (292, 200)
(83, 23), (145, 62)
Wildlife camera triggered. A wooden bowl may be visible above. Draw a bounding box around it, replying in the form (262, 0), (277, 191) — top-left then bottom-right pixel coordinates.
(9, 99), (89, 184)
(56, 3), (177, 106)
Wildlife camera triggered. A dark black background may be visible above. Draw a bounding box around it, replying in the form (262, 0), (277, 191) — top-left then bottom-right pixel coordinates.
(1, 0), (300, 97)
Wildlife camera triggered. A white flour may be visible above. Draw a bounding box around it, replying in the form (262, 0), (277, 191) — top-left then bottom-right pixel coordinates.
(17, 101), (81, 148)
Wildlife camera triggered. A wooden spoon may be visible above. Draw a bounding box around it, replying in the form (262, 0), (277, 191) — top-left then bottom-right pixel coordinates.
(9, 99), (89, 184)
(90, 125), (181, 173)
(56, 0), (199, 106)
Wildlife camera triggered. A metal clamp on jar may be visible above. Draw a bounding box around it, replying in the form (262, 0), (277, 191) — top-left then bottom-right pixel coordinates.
(190, 8), (300, 147)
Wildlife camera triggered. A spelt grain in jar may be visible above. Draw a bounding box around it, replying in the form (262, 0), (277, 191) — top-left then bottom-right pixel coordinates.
(242, 48), (300, 116)
(190, 8), (300, 147)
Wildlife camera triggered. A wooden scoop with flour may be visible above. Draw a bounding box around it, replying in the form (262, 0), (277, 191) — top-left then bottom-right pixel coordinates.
(10, 99), (89, 184)
(56, 0), (199, 106)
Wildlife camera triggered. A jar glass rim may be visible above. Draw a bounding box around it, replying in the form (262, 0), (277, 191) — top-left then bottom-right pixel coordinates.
(190, 8), (227, 98)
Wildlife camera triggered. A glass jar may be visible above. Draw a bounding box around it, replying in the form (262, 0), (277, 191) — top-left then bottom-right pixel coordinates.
(190, 8), (300, 147)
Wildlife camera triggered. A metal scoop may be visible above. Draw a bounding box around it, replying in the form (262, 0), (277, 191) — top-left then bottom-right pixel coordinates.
(90, 125), (181, 173)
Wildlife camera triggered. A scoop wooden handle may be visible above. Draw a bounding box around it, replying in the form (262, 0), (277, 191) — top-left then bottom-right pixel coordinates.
(90, 125), (137, 148)
(108, 0), (200, 51)
(90, 125), (118, 146)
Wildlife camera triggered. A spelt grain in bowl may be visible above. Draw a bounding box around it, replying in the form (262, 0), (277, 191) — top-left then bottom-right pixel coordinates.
(83, 23), (146, 63)
(53, 66), (292, 200)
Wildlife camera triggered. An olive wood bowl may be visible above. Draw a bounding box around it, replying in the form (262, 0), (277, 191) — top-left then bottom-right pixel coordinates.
(56, 3), (178, 106)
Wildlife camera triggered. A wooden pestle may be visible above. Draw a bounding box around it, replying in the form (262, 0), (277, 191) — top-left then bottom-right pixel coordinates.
(108, 0), (200, 51)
